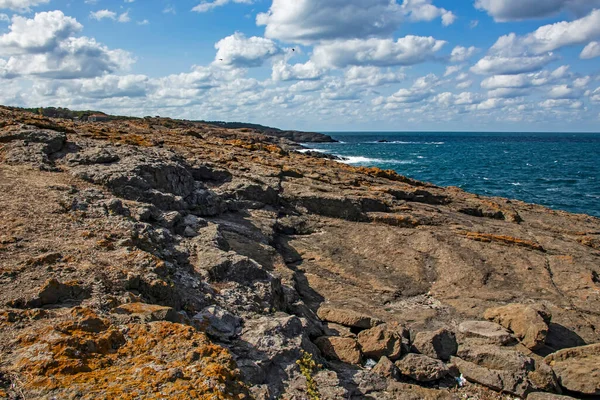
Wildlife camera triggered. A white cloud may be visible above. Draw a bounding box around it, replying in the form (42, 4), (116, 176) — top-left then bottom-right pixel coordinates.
(272, 60), (324, 81)
(311, 36), (446, 68)
(192, 0), (253, 13)
(401, 0), (456, 26)
(0, 13), (9, 21)
(344, 66), (406, 86)
(444, 65), (462, 77)
(0, 0), (49, 12)
(581, 41), (600, 59)
(90, 10), (117, 21)
(257, 0), (404, 44)
(475, 0), (600, 22)
(471, 54), (557, 75)
(214, 32), (281, 67)
(491, 10), (600, 55)
(0, 11), (134, 79)
(450, 46), (477, 62)
(118, 11), (130, 23)
(257, 0), (455, 44)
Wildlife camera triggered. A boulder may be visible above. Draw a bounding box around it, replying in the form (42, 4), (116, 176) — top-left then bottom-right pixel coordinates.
(314, 336), (362, 365)
(112, 302), (180, 323)
(458, 320), (514, 345)
(371, 356), (401, 380)
(544, 343), (600, 395)
(456, 344), (535, 373)
(412, 328), (458, 361)
(451, 356), (532, 397)
(323, 322), (356, 338)
(395, 353), (449, 382)
(358, 323), (405, 361)
(484, 304), (550, 351)
(193, 305), (242, 341)
(317, 306), (383, 329)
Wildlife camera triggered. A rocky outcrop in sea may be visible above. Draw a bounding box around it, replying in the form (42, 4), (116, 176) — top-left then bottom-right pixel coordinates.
(0, 106), (598, 399)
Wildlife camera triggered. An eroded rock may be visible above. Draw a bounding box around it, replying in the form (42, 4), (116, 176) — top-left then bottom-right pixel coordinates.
(412, 328), (458, 361)
(317, 306), (383, 329)
(358, 323), (405, 361)
(315, 336), (362, 365)
(544, 343), (600, 395)
(484, 304), (550, 351)
(395, 353), (449, 382)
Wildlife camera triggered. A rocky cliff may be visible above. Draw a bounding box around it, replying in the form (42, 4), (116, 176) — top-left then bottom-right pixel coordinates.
(0, 106), (598, 400)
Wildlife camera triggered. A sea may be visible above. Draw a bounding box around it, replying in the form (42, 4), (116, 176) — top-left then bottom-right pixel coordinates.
(301, 132), (600, 218)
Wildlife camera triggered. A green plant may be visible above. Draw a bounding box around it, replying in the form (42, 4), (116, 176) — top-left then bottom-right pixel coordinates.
(296, 351), (321, 400)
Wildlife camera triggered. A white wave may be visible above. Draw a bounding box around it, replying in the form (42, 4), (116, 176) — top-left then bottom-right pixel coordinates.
(510, 182), (522, 186)
(339, 156), (413, 165)
(297, 148), (327, 153)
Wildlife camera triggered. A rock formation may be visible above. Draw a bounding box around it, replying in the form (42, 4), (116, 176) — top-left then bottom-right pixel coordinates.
(0, 106), (599, 399)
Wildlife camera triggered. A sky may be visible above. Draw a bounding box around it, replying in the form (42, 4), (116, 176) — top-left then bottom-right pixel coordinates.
(0, 1), (600, 132)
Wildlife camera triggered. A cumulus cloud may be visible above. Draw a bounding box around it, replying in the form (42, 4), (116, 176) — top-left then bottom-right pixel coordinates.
(491, 10), (600, 55)
(271, 60), (324, 81)
(471, 54), (557, 75)
(192, 0), (253, 13)
(214, 32), (281, 67)
(450, 46), (477, 62)
(311, 36), (446, 68)
(581, 41), (600, 59)
(344, 66), (406, 86)
(0, 0), (49, 12)
(0, 11), (134, 79)
(257, 0), (404, 44)
(475, 0), (600, 22)
(401, 0), (456, 26)
(90, 10), (117, 21)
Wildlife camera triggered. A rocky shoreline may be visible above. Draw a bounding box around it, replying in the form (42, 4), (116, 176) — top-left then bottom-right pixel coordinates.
(0, 106), (599, 399)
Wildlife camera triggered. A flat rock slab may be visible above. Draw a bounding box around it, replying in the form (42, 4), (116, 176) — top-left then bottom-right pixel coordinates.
(112, 302), (180, 323)
(317, 306), (382, 329)
(458, 320), (514, 345)
(544, 343), (600, 395)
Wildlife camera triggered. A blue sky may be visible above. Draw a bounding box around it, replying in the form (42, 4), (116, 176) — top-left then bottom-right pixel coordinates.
(0, 0), (599, 132)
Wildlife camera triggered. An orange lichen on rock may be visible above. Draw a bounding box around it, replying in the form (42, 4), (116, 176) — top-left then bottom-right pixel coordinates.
(368, 212), (420, 228)
(7, 308), (249, 399)
(458, 231), (545, 252)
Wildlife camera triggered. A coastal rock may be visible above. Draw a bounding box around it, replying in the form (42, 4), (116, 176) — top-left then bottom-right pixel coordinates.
(544, 343), (600, 395)
(357, 323), (405, 360)
(371, 356), (401, 380)
(395, 353), (449, 382)
(452, 356), (532, 397)
(412, 328), (458, 361)
(458, 320), (515, 345)
(193, 305), (242, 341)
(526, 393), (577, 399)
(317, 306), (383, 329)
(111, 302), (180, 323)
(314, 336), (362, 365)
(484, 304), (551, 351)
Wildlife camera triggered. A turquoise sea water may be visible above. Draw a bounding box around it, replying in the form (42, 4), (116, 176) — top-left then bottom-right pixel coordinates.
(303, 132), (600, 218)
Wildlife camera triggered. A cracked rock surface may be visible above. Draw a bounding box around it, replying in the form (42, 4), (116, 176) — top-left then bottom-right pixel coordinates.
(0, 107), (598, 399)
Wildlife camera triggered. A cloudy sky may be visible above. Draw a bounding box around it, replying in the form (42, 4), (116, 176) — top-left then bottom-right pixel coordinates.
(1, 0), (599, 131)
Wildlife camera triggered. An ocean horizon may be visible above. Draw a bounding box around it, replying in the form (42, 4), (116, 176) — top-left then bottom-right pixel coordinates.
(303, 131), (600, 218)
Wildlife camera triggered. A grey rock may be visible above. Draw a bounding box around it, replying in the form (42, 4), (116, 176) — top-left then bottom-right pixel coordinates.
(193, 305), (242, 340)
